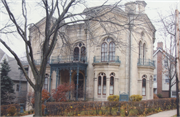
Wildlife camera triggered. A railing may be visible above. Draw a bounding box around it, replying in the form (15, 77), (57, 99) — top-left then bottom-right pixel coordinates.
(93, 56), (121, 63)
(137, 58), (155, 67)
(50, 56), (87, 64)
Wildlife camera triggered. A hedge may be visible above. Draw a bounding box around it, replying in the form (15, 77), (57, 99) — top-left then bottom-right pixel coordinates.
(1, 104), (20, 116)
(46, 98), (176, 116)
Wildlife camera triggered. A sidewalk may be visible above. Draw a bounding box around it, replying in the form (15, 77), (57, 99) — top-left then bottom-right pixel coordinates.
(147, 109), (176, 117)
(22, 109), (177, 117)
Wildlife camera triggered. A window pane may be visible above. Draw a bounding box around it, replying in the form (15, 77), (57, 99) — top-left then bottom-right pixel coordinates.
(98, 86), (101, 94)
(142, 87), (145, 95)
(103, 85), (106, 94)
(110, 77), (114, 85)
(142, 79), (146, 87)
(109, 42), (115, 61)
(98, 76), (101, 85)
(74, 47), (79, 61)
(101, 43), (107, 62)
(110, 86), (113, 95)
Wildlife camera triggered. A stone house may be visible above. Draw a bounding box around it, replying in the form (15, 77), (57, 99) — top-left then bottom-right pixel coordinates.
(27, 0), (156, 102)
(153, 42), (176, 98)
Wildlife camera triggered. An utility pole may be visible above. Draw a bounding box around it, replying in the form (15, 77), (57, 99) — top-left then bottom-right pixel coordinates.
(175, 9), (179, 116)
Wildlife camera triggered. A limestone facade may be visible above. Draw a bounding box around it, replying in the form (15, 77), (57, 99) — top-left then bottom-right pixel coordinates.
(27, 1), (156, 102)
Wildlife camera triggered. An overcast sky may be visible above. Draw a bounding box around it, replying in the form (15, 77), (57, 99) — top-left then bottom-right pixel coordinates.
(0, 0), (179, 59)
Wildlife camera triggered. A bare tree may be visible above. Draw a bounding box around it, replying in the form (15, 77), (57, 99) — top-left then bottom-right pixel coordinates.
(0, 0), (155, 116)
(158, 9), (176, 98)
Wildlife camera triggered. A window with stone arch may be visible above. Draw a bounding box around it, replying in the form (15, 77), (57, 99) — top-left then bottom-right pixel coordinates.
(44, 74), (49, 91)
(143, 43), (146, 63)
(98, 72), (106, 95)
(73, 42), (86, 62)
(110, 72), (115, 95)
(142, 75), (147, 96)
(139, 41), (142, 59)
(101, 37), (115, 62)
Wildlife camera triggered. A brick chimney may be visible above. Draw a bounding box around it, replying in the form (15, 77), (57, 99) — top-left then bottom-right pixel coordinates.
(157, 42), (163, 49)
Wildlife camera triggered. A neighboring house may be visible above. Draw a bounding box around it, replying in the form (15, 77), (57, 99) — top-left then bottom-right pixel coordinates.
(0, 49), (28, 107)
(153, 42), (176, 98)
(27, 0), (155, 103)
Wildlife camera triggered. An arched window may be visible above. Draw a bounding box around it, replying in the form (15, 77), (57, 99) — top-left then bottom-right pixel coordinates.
(101, 38), (115, 62)
(74, 47), (79, 61)
(101, 42), (108, 62)
(44, 74), (49, 91)
(109, 42), (115, 61)
(142, 76), (146, 96)
(98, 76), (101, 95)
(143, 43), (146, 63)
(103, 76), (106, 95)
(98, 72), (106, 95)
(139, 41), (142, 59)
(73, 42), (86, 62)
(110, 72), (115, 95)
(81, 47), (86, 62)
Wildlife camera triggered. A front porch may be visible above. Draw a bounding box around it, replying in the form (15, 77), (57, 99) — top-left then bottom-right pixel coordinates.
(49, 56), (88, 101)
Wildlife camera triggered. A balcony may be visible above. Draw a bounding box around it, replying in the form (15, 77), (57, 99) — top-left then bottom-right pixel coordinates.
(93, 56), (121, 63)
(50, 56), (87, 64)
(137, 58), (155, 67)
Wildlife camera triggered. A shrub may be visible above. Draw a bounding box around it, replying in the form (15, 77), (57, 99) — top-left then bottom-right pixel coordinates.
(1, 104), (20, 116)
(130, 95), (142, 101)
(107, 95), (119, 101)
(157, 93), (162, 98)
(128, 109), (138, 116)
(52, 82), (75, 102)
(6, 106), (16, 116)
(153, 93), (159, 99)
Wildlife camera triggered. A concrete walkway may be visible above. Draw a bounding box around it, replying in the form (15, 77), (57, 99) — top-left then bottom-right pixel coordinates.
(147, 109), (176, 117)
(22, 109), (177, 117)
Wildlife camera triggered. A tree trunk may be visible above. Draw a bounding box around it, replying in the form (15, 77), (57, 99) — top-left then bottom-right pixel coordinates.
(169, 80), (171, 98)
(34, 87), (42, 116)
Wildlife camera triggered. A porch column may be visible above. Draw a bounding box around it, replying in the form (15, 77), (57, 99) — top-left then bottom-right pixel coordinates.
(76, 66), (79, 101)
(49, 68), (52, 93)
(56, 69), (59, 89)
(84, 68), (87, 100)
(69, 68), (72, 100)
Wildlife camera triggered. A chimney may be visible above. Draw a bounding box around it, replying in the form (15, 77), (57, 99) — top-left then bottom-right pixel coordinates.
(125, 0), (147, 14)
(157, 42), (163, 49)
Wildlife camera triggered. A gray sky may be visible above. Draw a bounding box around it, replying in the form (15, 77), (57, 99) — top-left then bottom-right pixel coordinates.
(0, 0), (179, 59)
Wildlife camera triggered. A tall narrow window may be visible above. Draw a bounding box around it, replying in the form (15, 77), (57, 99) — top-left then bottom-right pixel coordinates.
(142, 78), (146, 96)
(74, 47), (79, 61)
(139, 41), (142, 59)
(98, 76), (101, 95)
(44, 74), (49, 91)
(143, 43), (146, 64)
(103, 76), (106, 95)
(110, 76), (114, 95)
(81, 47), (86, 62)
(101, 42), (108, 62)
(109, 42), (115, 61)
